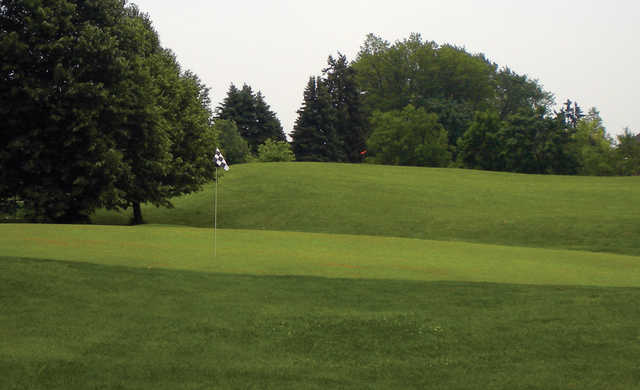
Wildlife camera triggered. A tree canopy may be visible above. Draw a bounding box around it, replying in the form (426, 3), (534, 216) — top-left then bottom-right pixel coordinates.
(0, 0), (217, 223)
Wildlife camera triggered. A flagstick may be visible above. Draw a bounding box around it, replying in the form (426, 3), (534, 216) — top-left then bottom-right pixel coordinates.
(214, 167), (218, 258)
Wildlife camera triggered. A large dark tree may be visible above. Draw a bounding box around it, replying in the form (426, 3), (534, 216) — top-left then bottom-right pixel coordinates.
(0, 0), (217, 224)
(323, 53), (369, 162)
(217, 84), (285, 153)
(291, 77), (343, 162)
(1, 0), (130, 222)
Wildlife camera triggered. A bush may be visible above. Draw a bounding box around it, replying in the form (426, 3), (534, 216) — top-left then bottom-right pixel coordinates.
(215, 120), (250, 164)
(257, 139), (295, 162)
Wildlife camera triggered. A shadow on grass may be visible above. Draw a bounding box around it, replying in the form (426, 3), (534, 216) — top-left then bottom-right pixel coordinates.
(2, 256), (639, 390)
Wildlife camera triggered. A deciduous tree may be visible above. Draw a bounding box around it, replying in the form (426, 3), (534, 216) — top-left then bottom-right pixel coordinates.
(368, 105), (451, 167)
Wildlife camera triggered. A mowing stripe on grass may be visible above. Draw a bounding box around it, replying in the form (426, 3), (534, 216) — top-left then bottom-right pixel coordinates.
(2, 224), (639, 287)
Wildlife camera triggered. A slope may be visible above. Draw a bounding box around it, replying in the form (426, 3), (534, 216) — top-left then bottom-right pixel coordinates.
(93, 162), (640, 256)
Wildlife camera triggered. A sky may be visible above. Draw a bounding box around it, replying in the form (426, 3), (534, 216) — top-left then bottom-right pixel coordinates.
(132, 0), (639, 138)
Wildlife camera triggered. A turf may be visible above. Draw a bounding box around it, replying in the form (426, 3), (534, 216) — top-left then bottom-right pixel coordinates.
(2, 256), (639, 390)
(5, 163), (640, 388)
(92, 162), (640, 256)
(2, 224), (640, 287)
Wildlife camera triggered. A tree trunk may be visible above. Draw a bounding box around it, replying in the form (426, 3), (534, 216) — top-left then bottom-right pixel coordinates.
(131, 202), (143, 225)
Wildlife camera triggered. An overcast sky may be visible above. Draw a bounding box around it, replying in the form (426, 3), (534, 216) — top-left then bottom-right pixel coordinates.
(132, 0), (639, 138)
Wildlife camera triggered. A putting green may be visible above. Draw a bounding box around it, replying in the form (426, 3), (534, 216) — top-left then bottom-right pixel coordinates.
(2, 223), (639, 287)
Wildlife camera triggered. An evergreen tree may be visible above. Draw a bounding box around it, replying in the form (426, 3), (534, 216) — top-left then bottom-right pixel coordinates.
(291, 77), (343, 162)
(217, 84), (285, 153)
(323, 53), (369, 162)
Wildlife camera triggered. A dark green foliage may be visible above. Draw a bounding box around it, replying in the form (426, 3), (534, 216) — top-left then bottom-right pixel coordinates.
(0, 0), (217, 224)
(368, 105), (451, 167)
(256, 139), (295, 162)
(422, 98), (475, 147)
(215, 119), (250, 164)
(323, 53), (369, 162)
(560, 99), (585, 129)
(458, 107), (579, 174)
(0, 0), (130, 222)
(352, 33), (497, 147)
(616, 128), (640, 176)
(291, 77), (344, 162)
(494, 67), (554, 120)
(499, 109), (577, 174)
(456, 110), (504, 171)
(217, 84), (285, 153)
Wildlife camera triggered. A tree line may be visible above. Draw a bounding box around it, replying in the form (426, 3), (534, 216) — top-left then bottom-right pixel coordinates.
(0, 0), (295, 223)
(2, 3), (638, 223)
(290, 33), (640, 176)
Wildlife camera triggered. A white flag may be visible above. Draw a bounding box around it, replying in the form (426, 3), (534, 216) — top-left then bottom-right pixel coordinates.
(214, 148), (229, 171)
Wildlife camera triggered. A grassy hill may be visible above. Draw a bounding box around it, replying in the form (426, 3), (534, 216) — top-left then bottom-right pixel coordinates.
(94, 162), (640, 256)
(4, 163), (640, 388)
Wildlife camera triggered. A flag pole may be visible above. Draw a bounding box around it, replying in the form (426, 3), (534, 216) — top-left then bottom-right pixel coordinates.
(214, 166), (218, 258)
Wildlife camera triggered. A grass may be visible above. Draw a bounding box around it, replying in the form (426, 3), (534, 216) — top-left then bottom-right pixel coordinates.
(93, 163), (640, 256)
(2, 224), (640, 287)
(2, 256), (640, 389)
(4, 163), (640, 388)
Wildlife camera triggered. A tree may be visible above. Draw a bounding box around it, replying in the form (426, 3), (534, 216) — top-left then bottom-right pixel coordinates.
(0, 0), (131, 222)
(0, 1), (218, 224)
(291, 77), (343, 162)
(256, 139), (295, 162)
(457, 110), (504, 171)
(615, 128), (640, 176)
(323, 53), (369, 162)
(368, 105), (451, 167)
(352, 33), (498, 148)
(215, 119), (250, 164)
(570, 108), (616, 176)
(494, 67), (554, 120)
(217, 84), (285, 153)
(254, 92), (286, 145)
(498, 108), (577, 174)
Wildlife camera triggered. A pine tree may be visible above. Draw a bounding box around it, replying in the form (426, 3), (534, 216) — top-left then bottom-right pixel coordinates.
(323, 53), (369, 162)
(291, 77), (343, 161)
(217, 84), (284, 153)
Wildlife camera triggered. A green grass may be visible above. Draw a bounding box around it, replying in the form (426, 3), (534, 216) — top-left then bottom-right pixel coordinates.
(4, 163), (640, 388)
(2, 224), (640, 287)
(93, 163), (640, 256)
(2, 256), (640, 390)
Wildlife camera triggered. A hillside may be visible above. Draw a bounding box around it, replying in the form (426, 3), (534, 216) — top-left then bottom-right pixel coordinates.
(93, 163), (640, 256)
